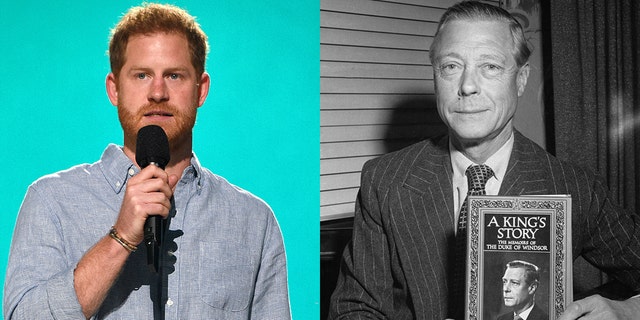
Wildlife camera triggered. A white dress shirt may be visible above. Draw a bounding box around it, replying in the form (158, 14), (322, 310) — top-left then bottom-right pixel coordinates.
(450, 133), (514, 229)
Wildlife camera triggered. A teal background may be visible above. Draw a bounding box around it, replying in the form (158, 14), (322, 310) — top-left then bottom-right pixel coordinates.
(0, 1), (318, 318)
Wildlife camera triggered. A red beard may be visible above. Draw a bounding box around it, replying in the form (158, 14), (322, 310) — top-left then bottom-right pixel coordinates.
(118, 101), (197, 150)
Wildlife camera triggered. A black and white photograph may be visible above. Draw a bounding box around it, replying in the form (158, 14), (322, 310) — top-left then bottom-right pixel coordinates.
(321, 1), (640, 319)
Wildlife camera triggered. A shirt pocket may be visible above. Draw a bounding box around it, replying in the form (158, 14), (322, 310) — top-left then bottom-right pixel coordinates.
(197, 240), (257, 311)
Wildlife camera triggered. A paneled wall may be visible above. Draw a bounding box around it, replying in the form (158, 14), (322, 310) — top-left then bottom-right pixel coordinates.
(320, 0), (546, 222)
(320, 0), (501, 221)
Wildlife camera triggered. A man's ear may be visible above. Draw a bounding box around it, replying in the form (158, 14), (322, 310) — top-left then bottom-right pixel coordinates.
(517, 63), (530, 97)
(106, 73), (119, 106)
(528, 281), (538, 295)
(196, 72), (211, 107)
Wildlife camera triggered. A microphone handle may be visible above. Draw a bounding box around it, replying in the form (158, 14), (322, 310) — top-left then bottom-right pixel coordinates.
(144, 161), (165, 273)
(144, 216), (163, 272)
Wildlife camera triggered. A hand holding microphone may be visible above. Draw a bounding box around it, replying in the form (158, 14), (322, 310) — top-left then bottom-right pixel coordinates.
(135, 125), (171, 273)
(112, 125), (173, 273)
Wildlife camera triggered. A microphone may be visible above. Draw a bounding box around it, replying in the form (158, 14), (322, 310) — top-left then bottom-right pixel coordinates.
(135, 125), (170, 273)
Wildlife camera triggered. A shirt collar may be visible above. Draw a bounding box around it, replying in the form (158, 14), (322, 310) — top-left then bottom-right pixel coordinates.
(184, 152), (204, 194)
(99, 144), (203, 194)
(450, 133), (514, 183)
(100, 144), (136, 194)
(516, 303), (535, 320)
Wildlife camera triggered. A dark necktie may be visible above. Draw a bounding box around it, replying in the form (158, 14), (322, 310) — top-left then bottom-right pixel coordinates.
(514, 315), (523, 320)
(449, 164), (494, 319)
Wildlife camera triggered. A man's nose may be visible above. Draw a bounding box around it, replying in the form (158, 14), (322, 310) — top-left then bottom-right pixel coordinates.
(148, 77), (169, 102)
(458, 67), (479, 96)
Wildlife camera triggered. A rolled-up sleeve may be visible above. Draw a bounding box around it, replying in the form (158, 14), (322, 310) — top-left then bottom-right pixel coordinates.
(4, 184), (85, 319)
(250, 209), (291, 319)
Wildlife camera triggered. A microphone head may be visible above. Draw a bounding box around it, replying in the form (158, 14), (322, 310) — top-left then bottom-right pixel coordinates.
(136, 125), (170, 169)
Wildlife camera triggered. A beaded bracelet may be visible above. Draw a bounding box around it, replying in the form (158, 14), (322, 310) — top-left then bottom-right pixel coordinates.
(109, 226), (138, 252)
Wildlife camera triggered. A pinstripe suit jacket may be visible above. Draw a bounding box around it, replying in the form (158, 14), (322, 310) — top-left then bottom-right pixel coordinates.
(329, 131), (640, 320)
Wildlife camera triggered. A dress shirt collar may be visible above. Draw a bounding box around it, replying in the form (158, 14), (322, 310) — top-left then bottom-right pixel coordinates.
(450, 133), (514, 190)
(515, 303), (535, 320)
(99, 143), (203, 195)
(450, 133), (514, 217)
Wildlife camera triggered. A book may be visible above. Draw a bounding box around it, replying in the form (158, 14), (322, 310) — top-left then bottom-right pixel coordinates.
(465, 195), (572, 320)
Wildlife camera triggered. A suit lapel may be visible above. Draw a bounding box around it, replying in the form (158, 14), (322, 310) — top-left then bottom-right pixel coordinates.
(389, 136), (454, 314)
(399, 132), (552, 216)
(401, 135), (455, 228)
(500, 131), (551, 196)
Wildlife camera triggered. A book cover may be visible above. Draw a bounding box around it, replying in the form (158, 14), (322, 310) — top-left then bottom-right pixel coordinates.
(465, 195), (572, 320)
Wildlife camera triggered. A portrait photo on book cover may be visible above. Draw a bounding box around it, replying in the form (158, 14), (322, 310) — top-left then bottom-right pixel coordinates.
(484, 253), (550, 320)
(466, 195), (571, 320)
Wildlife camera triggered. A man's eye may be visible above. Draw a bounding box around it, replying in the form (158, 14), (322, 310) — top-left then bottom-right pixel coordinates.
(483, 64), (503, 74)
(441, 64), (457, 70)
(438, 63), (460, 76)
(168, 73), (181, 80)
(136, 73), (147, 79)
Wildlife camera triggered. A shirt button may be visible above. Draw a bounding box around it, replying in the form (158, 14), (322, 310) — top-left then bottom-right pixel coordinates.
(128, 168), (135, 176)
(115, 181), (121, 188)
(167, 298), (174, 306)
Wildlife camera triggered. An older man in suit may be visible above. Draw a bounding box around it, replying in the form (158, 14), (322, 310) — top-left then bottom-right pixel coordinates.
(497, 261), (548, 320)
(329, 1), (640, 320)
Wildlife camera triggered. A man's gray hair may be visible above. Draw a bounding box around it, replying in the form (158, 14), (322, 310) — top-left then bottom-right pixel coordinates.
(429, 1), (532, 67)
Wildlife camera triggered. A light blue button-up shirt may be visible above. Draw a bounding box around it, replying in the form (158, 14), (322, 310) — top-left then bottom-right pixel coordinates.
(4, 144), (290, 319)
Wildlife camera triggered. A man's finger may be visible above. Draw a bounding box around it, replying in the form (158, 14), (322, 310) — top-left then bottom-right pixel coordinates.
(558, 299), (587, 320)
